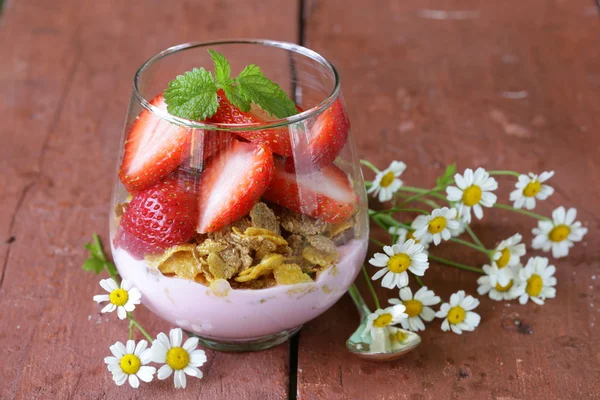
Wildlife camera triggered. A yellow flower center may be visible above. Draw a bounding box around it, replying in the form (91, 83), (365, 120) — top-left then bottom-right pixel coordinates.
(428, 216), (447, 234)
(406, 230), (420, 244)
(447, 306), (466, 325)
(380, 171), (396, 188)
(390, 330), (408, 343)
(387, 253), (411, 273)
(109, 289), (129, 306)
(549, 225), (570, 243)
(373, 313), (393, 328)
(526, 274), (544, 297)
(403, 299), (423, 317)
(166, 347), (190, 370)
(496, 248), (511, 269)
(119, 354), (141, 375)
(462, 185), (482, 207)
(494, 280), (513, 292)
(523, 180), (542, 197)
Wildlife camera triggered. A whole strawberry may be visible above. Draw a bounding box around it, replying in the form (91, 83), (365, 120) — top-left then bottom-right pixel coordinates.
(116, 171), (198, 259)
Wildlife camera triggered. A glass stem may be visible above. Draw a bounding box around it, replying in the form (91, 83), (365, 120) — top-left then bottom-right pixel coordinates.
(428, 254), (485, 274)
(362, 264), (381, 310)
(494, 203), (552, 221)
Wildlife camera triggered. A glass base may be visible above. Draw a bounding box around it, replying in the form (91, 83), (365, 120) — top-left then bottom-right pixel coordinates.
(187, 325), (302, 352)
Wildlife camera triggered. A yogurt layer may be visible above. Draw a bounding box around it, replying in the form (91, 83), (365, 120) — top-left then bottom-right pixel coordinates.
(111, 239), (367, 340)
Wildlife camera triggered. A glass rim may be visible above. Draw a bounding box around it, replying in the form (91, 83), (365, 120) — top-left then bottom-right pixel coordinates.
(133, 39), (341, 131)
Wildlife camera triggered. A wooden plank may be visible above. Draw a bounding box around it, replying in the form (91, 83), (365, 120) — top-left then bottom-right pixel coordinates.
(298, 0), (600, 398)
(0, 0), (298, 398)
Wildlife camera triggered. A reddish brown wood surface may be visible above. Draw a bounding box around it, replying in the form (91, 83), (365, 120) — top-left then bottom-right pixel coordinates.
(0, 1), (297, 399)
(2, 0), (599, 399)
(298, 0), (600, 399)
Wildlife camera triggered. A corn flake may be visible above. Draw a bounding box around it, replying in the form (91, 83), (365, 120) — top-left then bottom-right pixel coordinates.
(145, 244), (202, 281)
(307, 235), (337, 255)
(207, 252), (238, 280)
(250, 202), (280, 234)
(196, 239), (227, 255)
(302, 245), (339, 268)
(273, 263), (313, 285)
(235, 254), (285, 282)
(280, 210), (328, 235)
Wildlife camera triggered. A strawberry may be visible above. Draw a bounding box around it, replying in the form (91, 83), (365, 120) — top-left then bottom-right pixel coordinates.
(208, 90), (294, 157)
(197, 140), (274, 233)
(284, 98), (350, 171)
(178, 130), (236, 172)
(119, 94), (190, 192)
(116, 171), (198, 259)
(263, 158), (356, 223)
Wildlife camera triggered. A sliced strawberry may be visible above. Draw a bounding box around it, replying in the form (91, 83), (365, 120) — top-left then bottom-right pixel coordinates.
(179, 130), (236, 171)
(116, 171), (198, 259)
(263, 158), (356, 223)
(285, 98), (350, 171)
(208, 90), (294, 157)
(197, 140), (274, 233)
(119, 95), (190, 192)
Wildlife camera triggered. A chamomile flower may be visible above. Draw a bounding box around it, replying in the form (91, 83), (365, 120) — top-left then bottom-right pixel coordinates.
(477, 264), (519, 301)
(510, 257), (556, 305)
(412, 207), (460, 246)
(389, 286), (440, 331)
(104, 340), (155, 388)
(436, 290), (481, 334)
(388, 223), (430, 251)
(93, 278), (141, 320)
(369, 239), (429, 289)
(152, 328), (207, 389)
(510, 171), (554, 210)
(361, 305), (408, 340)
(446, 168), (498, 223)
(490, 233), (526, 286)
(532, 206), (587, 258)
(367, 161), (406, 202)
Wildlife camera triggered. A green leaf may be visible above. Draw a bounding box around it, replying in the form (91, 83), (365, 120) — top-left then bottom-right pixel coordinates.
(164, 68), (218, 120)
(208, 49), (231, 84)
(437, 163), (457, 187)
(223, 84), (251, 112)
(236, 64), (297, 118)
(82, 257), (104, 274)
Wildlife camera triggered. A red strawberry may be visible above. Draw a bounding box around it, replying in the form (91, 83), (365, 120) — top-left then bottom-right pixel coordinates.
(263, 158), (356, 223)
(117, 172), (198, 259)
(285, 98), (350, 171)
(119, 95), (190, 192)
(179, 130), (236, 171)
(197, 140), (274, 233)
(208, 90), (294, 157)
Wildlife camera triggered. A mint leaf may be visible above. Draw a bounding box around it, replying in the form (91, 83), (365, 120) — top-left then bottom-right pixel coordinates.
(164, 68), (218, 120)
(236, 64), (297, 118)
(209, 49), (231, 84)
(83, 234), (120, 278)
(82, 257), (104, 274)
(223, 85), (251, 112)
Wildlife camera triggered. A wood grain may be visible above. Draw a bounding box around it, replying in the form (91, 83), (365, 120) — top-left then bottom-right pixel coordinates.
(298, 0), (600, 399)
(0, 0), (297, 398)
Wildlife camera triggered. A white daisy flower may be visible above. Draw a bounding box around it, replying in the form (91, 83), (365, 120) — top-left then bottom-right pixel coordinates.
(412, 207), (460, 246)
(388, 224), (430, 252)
(388, 286), (440, 331)
(477, 264), (520, 301)
(509, 171), (554, 210)
(446, 168), (498, 223)
(367, 161), (406, 202)
(152, 328), (207, 389)
(510, 257), (557, 305)
(93, 278), (141, 320)
(451, 220), (467, 238)
(489, 233), (526, 286)
(369, 239), (429, 289)
(436, 290), (481, 334)
(532, 206), (587, 258)
(361, 305), (407, 341)
(104, 340), (155, 388)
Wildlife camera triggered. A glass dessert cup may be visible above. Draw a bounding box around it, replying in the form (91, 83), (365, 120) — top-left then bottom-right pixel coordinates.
(109, 40), (369, 351)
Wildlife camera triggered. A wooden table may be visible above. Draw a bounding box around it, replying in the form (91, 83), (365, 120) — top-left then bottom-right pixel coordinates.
(1, 0), (599, 398)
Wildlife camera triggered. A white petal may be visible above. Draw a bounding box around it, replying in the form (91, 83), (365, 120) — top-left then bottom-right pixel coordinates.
(137, 366), (156, 382)
(190, 350), (208, 367)
(101, 303), (116, 314)
(564, 208), (577, 225)
(121, 279), (133, 291)
(139, 348), (154, 365)
(552, 206), (566, 224)
(104, 356), (118, 365)
(454, 173), (468, 189)
(134, 340), (148, 357)
(170, 328), (183, 348)
(117, 307), (127, 320)
(399, 287), (413, 301)
(157, 365), (173, 380)
(113, 370), (127, 386)
(175, 370), (187, 389)
(473, 204), (483, 220)
(446, 186), (463, 201)
(441, 319), (450, 332)
(372, 267), (388, 281)
(151, 342), (168, 363)
(184, 366), (203, 378)
(100, 278), (118, 292)
(450, 324), (463, 334)
(381, 271), (395, 289)
(123, 303), (136, 312)
(128, 374), (140, 389)
(126, 340), (135, 354)
(420, 307), (436, 322)
(93, 294), (110, 303)
(397, 272), (409, 288)
(465, 312), (481, 328)
(110, 342), (126, 358)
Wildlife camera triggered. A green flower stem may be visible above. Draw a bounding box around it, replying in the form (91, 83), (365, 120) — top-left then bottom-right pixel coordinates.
(465, 225), (485, 249)
(360, 159), (379, 173)
(414, 275), (425, 287)
(365, 181), (373, 189)
(129, 320), (134, 340)
(488, 170), (521, 177)
(399, 187), (444, 205)
(450, 237), (492, 255)
(494, 203), (552, 221)
(428, 254), (485, 274)
(362, 264), (381, 310)
(127, 313), (154, 343)
(373, 207), (431, 215)
(399, 186), (447, 201)
(369, 237), (387, 247)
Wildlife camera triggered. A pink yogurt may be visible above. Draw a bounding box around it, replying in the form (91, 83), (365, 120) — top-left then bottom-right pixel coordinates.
(111, 239), (367, 340)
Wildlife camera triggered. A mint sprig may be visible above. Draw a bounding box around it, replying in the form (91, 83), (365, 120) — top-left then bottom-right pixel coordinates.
(163, 49), (298, 120)
(83, 233), (118, 277)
